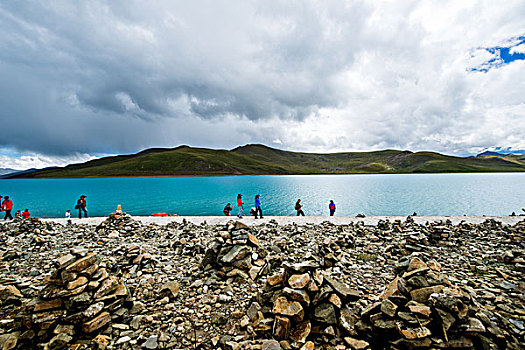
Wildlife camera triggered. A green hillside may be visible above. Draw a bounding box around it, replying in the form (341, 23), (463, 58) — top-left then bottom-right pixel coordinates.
(11, 144), (525, 178)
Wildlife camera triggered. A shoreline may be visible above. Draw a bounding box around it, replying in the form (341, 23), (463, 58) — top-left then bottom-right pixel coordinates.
(40, 215), (525, 226)
(6, 170), (525, 179)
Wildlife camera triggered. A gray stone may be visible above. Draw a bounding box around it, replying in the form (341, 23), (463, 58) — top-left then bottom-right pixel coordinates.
(262, 340), (281, 350)
(314, 303), (337, 324)
(143, 335), (158, 349)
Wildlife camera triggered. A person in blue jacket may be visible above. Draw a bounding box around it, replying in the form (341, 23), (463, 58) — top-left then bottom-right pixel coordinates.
(254, 194), (263, 219)
(329, 200), (336, 216)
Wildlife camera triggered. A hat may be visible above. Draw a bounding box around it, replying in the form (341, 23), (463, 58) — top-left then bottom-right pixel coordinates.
(81, 195), (86, 198)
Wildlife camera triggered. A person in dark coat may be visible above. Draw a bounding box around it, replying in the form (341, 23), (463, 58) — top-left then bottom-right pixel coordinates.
(295, 199), (305, 216)
(76, 195), (88, 218)
(223, 203), (233, 216)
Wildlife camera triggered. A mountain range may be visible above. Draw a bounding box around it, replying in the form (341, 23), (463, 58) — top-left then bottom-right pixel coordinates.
(5, 144), (525, 178)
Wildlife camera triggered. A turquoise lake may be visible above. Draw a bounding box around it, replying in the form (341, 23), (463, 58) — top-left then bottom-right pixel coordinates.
(0, 173), (524, 218)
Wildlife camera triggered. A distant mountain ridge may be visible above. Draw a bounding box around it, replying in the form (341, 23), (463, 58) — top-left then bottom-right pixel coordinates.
(7, 144), (525, 178)
(0, 168), (18, 176)
(477, 149), (525, 157)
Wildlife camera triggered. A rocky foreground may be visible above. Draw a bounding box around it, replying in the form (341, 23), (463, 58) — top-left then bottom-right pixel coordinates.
(0, 214), (523, 349)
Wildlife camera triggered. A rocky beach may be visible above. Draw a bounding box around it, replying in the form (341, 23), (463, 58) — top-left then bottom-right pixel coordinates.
(0, 214), (523, 349)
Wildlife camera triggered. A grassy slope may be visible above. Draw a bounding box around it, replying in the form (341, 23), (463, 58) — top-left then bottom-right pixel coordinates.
(13, 145), (525, 178)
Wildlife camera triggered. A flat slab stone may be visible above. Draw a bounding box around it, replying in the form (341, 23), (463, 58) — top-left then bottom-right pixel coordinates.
(65, 254), (97, 272)
(81, 311), (111, 333)
(410, 285), (444, 302)
(323, 275), (360, 300)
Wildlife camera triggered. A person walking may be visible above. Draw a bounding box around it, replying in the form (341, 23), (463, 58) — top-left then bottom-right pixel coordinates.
(223, 203), (233, 216)
(236, 194), (244, 218)
(76, 195), (88, 218)
(329, 200), (336, 216)
(295, 199), (305, 216)
(2, 196), (14, 220)
(254, 194), (263, 219)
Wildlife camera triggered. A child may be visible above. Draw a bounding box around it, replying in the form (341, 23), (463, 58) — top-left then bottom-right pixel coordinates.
(21, 209), (30, 219)
(65, 210), (71, 219)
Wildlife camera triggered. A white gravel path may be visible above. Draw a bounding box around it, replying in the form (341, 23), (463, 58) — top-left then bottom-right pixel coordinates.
(41, 215), (525, 226)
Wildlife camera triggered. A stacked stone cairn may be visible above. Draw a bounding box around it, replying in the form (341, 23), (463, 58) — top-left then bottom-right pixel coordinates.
(5, 217), (55, 236)
(354, 256), (518, 349)
(201, 221), (268, 281)
(22, 250), (131, 349)
(114, 246), (157, 278)
(95, 211), (143, 238)
(247, 261), (362, 348)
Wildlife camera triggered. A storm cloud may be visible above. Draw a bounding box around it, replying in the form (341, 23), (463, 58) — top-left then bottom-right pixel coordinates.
(1, 0), (524, 169)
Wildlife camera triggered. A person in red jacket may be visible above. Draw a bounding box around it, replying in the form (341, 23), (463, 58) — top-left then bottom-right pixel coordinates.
(2, 196), (13, 220)
(329, 200), (336, 216)
(236, 194), (244, 218)
(22, 209), (30, 219)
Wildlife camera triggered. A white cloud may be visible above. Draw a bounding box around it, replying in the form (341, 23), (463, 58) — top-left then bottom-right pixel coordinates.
(510, 43), (525, 54)
(0, 150), (98, 170)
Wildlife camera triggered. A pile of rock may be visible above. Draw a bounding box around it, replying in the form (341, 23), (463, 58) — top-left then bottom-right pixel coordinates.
(247, 261), (362, 348)
(0, 279), (29, 350)
(354, 255), (519, 349)
(1, 217), (56, 236)
(95, 212), (143, 237)
(201, 221), (268, 281)
(114, 246), (157, 278)
(19, 250), (131, 349)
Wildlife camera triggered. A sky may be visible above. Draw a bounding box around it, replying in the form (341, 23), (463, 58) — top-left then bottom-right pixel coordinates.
(1, 1), (525, 170)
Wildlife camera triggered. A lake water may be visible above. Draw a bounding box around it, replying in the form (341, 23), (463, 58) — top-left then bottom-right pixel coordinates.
(0, 173), (524, 218)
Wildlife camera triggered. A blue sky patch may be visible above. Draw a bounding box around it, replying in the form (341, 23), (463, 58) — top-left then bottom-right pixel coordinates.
(469, 35), (525, 72)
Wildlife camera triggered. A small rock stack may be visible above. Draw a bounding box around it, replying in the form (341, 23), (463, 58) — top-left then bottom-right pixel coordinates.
(201, 221), (267, 280)
(23, 251), (131, 349)
(3, 217), (55, 236)
(115, 246), (157, 277)
(248, 262), (361, 348)
(355, 256), (516, 349)
(95, 212), (143, 237)
(427, 223), (455, 245)
(316, 223), (355, 268)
